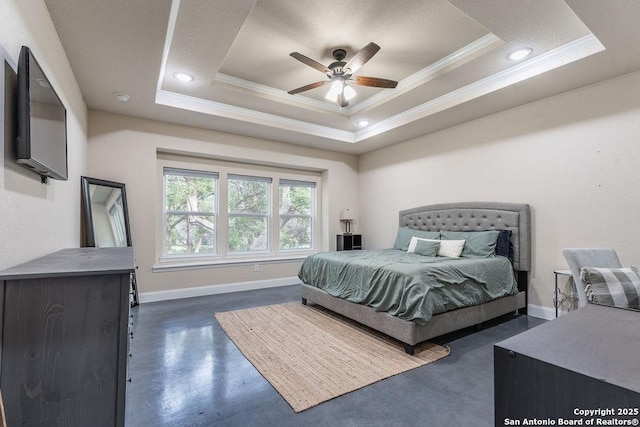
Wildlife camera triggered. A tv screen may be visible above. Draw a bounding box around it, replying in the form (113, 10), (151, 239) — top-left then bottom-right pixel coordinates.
(16, 46), (68, 181)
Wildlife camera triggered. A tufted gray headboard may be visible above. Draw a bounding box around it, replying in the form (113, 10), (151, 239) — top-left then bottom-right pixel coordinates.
(399, 202), (531, 272)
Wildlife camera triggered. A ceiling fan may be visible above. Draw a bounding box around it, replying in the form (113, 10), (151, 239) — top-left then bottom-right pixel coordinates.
(287, 42), (398, 107)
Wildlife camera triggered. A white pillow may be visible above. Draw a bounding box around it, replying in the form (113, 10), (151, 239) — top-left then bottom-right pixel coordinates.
(438, 239), (466, 258)
(409, 237), (465, 258)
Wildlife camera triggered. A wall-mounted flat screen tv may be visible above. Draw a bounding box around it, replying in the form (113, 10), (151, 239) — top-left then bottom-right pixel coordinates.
(16, 46), (68, 182)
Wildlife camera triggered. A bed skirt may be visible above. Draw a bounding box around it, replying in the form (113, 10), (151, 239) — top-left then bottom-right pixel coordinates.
(301, 284), (526, 354)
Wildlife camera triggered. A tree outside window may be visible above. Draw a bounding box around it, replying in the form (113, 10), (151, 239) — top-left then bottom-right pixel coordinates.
(164, 168), (217, 255)
(163, 166), (318, 259)
(279, 180), (315, 250)
(228, 175), (271, 252)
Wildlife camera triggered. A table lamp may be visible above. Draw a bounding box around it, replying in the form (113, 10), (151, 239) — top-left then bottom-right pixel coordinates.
(340, 209), (354, 234)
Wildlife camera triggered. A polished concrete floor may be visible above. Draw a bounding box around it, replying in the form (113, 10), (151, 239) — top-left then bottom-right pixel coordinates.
(125, 285), (545, 426)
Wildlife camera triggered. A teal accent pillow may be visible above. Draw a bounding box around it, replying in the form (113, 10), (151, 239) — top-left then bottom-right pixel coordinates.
(441, 230), (500, 258)
(393, 227), (440, 251)
(413, 239), (440, 257)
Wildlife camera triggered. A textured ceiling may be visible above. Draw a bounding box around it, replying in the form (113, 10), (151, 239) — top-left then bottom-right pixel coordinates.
(44, 0), (640, 154)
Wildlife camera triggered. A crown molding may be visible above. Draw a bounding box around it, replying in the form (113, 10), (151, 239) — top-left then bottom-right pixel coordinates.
(214, 73), (342, 113)
(355, 33), (605, 141)
(348, 33), (504, 114)
(156, 0), (181, 96)
(155, 89), (355, 142)
(157, 2), (604, 146)
(211, 33), (503, 115)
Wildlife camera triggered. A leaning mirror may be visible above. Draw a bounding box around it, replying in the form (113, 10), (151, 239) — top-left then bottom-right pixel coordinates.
(81, 176), (132, 248)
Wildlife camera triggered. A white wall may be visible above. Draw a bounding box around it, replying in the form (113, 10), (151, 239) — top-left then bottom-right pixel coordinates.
(0, 0), (87, 269)
(7, 0), (633, 312)
(87, 111), (359, 295)
(359, 70), (640, 314)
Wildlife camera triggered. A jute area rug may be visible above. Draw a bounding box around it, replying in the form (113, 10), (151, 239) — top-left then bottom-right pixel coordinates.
(214, 302), (450, 412)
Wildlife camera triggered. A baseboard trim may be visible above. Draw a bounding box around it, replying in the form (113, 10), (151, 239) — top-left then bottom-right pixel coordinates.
(140, 283), (560, 320)
(526, 303), (555, 320)
(139, 276), (302, 303)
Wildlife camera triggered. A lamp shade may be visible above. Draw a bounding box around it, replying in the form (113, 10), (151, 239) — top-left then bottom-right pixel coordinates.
(325, 78), (356, 103)
(340, 209), (353, 221)
(343, 85), (356, 101)
(325, 79), (343, 102)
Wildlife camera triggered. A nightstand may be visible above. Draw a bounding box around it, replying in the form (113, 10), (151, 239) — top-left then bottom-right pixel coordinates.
(337, 234), (362, 251)
(553, 269), (578, 317)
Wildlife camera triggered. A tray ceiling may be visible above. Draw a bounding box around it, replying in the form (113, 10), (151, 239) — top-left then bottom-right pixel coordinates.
(45, 0), (640, 154)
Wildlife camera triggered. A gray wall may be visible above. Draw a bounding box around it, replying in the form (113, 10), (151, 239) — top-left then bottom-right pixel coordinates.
(359, 70), (640, 318)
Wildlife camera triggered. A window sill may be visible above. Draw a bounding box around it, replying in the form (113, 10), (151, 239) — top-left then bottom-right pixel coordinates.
(152, 251), (318, 273)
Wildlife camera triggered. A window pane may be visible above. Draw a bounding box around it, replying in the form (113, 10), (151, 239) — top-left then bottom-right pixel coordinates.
(279, 183), (313, 250)
(165, 175), (215, 212)
(280, 217), (312, 250)
(228, 216), (268, 251)
(279, 185), (312, 215)
(228, 178), (268, 213)
(165, 214), (215, 254)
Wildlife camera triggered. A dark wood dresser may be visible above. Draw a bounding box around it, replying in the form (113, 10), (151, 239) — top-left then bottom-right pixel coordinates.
(0, 247), (135, 426)
(494, 304), (640, 426)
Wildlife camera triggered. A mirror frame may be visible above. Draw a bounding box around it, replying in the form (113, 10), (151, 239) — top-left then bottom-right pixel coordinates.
(81, 176), (132, 247)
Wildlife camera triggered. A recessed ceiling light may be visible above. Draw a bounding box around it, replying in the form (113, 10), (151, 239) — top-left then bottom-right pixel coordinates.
(115, 92), (130, 102)
(173, 72), (194, 82)
(357, 120), (370, 128)
(507, 48), (533, 61)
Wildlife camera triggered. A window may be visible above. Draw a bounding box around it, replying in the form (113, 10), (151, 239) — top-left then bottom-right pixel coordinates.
(227, 175), (271, 253)
(279, 180), (315, 250)
(163, 168), (218, 255)
(160, 158), (320, 264)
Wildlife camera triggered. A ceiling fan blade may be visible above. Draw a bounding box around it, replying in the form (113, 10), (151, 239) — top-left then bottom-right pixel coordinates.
(287, 80), (329, 95)
(290, 52), (331, 74)
(344, 42), (380, 74)
(352, 76), (398, 88)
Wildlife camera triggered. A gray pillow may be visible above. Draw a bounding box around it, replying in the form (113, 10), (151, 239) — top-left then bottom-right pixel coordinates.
(581, 267), (640, 309)
(393, 227), (440, 251)
(495, 229), (513, 262)
(440, 230), (500, 258)
(413, 239), (440, 257)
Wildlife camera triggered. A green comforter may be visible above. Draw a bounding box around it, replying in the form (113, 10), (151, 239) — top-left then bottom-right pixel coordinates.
(298, 249), (518, 325)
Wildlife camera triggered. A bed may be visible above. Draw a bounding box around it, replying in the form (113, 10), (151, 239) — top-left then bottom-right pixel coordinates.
(299, 202), (530, 354)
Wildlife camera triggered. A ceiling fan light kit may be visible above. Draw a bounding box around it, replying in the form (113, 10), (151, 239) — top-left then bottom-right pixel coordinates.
(325, 79), (356, 102)
(288, 42), (398, 107)
(343, 85), (356, 101)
